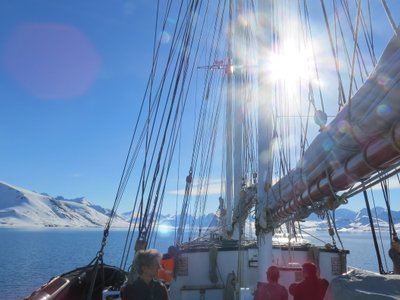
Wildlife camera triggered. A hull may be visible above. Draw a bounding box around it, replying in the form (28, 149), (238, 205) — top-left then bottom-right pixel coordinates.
(24, 244), (400, 300)
(24, 265), (127, 300)
(169, 240), (347, 300)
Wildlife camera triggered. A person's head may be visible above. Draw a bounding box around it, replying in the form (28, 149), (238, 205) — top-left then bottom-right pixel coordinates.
(134, 249), (162, 278)
(392, 238), (400, 252)
(266, 266), (280, 283)
(167, 245), (178, 257)
(302, 262), (317, 279)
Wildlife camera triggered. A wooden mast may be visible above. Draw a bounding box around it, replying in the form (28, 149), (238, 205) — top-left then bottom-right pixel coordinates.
(256, 0), (274, 285)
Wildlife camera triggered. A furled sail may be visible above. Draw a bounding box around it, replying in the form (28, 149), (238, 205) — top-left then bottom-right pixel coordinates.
(257, 34), (400, 229)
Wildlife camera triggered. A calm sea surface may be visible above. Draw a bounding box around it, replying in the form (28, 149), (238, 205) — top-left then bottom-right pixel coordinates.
(0, 228), (393, 300)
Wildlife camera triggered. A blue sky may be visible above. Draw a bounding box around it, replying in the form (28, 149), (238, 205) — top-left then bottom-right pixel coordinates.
(0, 1), (156, 212)
(1, 1), (400, 215)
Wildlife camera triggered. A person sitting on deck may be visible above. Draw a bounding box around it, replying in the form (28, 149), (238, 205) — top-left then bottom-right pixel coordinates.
(120, 249), (169, 300)
(289, 262), (328, 300)
(389, 237), (400, 274)
(254, 265), (288, 300)
(158, 246), (178, 289)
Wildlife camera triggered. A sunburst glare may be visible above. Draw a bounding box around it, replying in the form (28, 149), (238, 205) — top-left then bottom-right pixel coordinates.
(268, 39), (315, 85)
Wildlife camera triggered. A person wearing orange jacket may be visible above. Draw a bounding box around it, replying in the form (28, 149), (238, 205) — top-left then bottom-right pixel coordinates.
(158, 246), (178, 288)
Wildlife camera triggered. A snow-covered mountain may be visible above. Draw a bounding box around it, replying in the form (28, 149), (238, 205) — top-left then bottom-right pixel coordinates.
(0, 181), (129, 227)
(300, 207), (400, 232)
(1, 181), (399, 230)
(123, 207), (400, 232)
(120, 211), (218, 229)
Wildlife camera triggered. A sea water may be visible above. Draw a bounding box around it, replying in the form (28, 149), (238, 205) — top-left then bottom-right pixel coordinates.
(0, 228), (393, 300)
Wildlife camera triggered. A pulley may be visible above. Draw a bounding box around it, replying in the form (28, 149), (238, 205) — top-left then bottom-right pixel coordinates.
(186, 173), (192, 184)
(314, 110), (327, 129)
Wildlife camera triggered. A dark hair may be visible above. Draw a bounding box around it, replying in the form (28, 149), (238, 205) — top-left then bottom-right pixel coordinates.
(267, 266), (280, 282)
(167, 245), (178, 256)
(302, 262), (317, 278)
(133, 249), (162, 275)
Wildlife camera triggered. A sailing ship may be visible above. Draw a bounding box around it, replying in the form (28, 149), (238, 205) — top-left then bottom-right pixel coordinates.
(26, 1), (400, 299)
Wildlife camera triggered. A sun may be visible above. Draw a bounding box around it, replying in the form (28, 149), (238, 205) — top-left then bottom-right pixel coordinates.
(267, 38), (316, 85)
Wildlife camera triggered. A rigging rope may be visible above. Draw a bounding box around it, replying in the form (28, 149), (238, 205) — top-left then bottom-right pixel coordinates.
(120, 0), (212, 268)
(381, 0), (400, 36)
(363, 190), (386, 274)
(320, 0), (347, 108)
(177, 0), (228, 245)
(346, 0), (362, 104)
(381, 180), (398, 240)
(370, 188), (389, 271)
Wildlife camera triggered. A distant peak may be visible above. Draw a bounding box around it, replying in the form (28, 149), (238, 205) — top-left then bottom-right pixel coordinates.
(0, 181), (128, 228)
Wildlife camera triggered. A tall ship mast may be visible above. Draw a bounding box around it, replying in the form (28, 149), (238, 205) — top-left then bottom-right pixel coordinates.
(26, 1), (400, 299)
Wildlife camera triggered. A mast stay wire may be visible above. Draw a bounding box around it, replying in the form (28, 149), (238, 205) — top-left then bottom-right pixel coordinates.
(370, 188), (389, 272)
(122, 0), (191, 258)
(363, 189), (386, 274)
(320, 0), (347, 109)
(139, 0), (222, 246)
(177, 0), (228, 245)
(119, 0), (213, 265)
(120, 0), (181, 256)
(102, 0), (178, 271)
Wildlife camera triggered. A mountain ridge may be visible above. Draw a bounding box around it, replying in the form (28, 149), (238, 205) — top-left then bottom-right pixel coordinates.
(0, 181), (128, 227)
(1, 181), (399, 231)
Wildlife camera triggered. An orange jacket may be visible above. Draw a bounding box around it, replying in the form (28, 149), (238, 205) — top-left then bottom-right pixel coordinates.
(158, 256), (175, 284)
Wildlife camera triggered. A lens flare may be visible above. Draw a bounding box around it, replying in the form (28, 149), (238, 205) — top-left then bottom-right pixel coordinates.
(2, 23), (101, 100)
